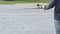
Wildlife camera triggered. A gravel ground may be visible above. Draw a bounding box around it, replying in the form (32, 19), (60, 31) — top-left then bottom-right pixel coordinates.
(0, 4), (56, 34)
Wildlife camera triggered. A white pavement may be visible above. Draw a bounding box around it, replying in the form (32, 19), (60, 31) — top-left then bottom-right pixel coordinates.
(0, 4), (56, 34)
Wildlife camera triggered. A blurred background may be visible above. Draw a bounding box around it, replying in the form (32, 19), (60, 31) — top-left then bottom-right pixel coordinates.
(0, 0), (56, 34)
(0, 0), (50, 4)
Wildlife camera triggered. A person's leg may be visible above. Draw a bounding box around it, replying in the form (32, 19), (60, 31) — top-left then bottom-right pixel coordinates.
(54, 20), (60, 34)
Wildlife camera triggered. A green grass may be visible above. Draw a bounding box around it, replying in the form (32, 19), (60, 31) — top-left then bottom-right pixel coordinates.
(15, 0), (50, 3)
(0, 0), (50, 4)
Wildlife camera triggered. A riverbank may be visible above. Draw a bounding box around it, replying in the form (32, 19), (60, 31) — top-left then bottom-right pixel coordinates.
(0, 1), (49, 4)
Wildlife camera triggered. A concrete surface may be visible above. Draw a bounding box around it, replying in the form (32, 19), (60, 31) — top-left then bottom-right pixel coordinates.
(0, 4), (56, 34)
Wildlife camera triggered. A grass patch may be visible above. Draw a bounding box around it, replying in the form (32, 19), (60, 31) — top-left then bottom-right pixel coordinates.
(0, 0), (50, 4)
(0, 1), (16, 4)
